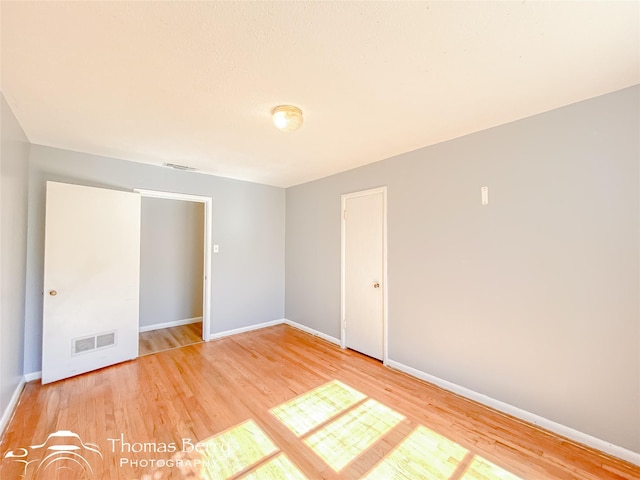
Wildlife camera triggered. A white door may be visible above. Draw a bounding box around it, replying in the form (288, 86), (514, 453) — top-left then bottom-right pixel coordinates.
(342, 187), (386, 360)
(42, 181), (141, 384)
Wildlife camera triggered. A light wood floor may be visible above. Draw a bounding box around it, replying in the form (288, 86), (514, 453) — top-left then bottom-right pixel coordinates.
(1, 325), (638, 479)
(138, 321), (203, 356)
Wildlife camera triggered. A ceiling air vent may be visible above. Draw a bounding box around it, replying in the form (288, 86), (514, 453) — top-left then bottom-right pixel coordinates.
(162, 162), (196, 171)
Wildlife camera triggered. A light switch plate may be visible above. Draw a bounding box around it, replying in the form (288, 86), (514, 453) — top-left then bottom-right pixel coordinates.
(481, 186), (489, 205)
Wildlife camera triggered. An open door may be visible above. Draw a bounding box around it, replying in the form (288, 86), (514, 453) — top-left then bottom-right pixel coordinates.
(42, 181), (141, 384)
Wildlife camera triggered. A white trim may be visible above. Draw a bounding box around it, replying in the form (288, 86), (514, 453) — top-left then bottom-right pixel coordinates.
(135, 188), (213, 342)
(12, 327), (638, 465)
(134, 189), (211, 204)
(24, 371), (42, 382)
(283, 319), (341, 345)
(386, 359), (640, 466)
(210, 319), (342, 345)
(139, 317), (203, 333)
(0, 378), (25, 435)
(209, 319), (284, 340)
(340, 186), (388, 363)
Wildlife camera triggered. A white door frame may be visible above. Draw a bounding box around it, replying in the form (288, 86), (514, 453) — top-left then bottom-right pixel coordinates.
(340, 186), (388, 364)
(134, 188), (212, 341)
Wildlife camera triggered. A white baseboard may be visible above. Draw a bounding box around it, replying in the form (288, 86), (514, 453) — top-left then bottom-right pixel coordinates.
(139, 316), (202, 333)
(283, 319), (341, 346)
(209, 319), (284, 340)
(24, 371), (42, 382)
(386, 359), (640, 466)
(0, 377), (26, 436)
(207, 318), (342, 346)
(11, 324), (637, 465)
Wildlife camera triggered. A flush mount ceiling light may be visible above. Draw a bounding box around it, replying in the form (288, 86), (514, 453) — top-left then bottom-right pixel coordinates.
(272, 105), (303, 132)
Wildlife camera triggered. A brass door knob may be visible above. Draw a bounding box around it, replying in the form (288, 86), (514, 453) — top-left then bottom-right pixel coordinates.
(49, 290), (58, 296)
(373, 283), (380, 288)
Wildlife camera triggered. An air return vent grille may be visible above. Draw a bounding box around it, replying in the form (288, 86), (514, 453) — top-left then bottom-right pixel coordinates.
(72, 331), (117, 355)
(74, 337), (95, 353)
(162, 162), (196, 171)
(96, 332), (116, 348)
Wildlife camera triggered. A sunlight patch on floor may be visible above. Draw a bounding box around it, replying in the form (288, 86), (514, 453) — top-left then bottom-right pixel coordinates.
(239, 453), (308, 480)
(362, 425), (523, 480)
(270, 380), (366, 436)
(190, 380), (522, 480)
(198, 420), (278, 479)
(462, 455), (523, 480)
(304, 398), (405, 472)
(362, 425), (468, 479)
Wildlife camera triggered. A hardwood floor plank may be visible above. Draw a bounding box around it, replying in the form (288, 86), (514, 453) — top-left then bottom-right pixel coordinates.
(138, 322), (203, 356)
(1, 325), (637, 479)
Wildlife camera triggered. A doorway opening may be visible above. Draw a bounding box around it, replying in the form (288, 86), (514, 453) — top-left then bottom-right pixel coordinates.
(135, 189), (212, 356)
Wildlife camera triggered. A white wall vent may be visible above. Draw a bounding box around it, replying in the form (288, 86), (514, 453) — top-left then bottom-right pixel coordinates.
(162, 162), (196, 171)
(74, 336), (95, 354)
(96, 332), (116, 348)
(72, 330), (117, 355)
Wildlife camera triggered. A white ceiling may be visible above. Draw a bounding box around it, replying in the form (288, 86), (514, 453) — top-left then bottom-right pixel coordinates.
(1, 1), (638, 187)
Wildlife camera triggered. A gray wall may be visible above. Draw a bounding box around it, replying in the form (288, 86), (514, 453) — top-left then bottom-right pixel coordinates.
(139, 197), (204, 327)
(24, 145), (285, 373)
(0, 93), (29, 425)
(7, 85), (639, 454)
(285, 85), (640, 452)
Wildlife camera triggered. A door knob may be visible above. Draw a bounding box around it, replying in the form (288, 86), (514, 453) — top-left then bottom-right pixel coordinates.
(373, 283), (380, 288)
(49, 290), (58, 296)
